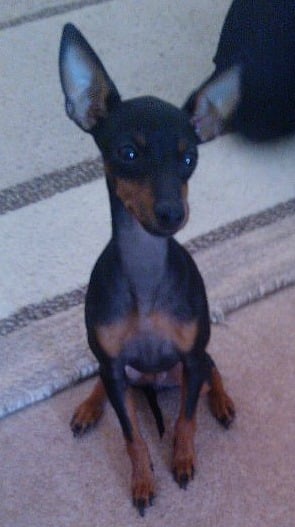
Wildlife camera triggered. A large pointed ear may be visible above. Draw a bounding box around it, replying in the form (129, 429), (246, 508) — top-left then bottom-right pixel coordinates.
(59, 23), (121, 132)
(183, 65), (242, 143)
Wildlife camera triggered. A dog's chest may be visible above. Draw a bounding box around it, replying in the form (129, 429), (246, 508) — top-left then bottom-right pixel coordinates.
(95, 311), (198, 372)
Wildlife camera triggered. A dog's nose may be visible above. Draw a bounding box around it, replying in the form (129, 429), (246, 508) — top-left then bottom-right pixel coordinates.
(154, 200), (185, 231)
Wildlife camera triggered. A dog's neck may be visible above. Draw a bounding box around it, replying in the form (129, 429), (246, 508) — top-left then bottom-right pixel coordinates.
(108, 185), (168, 309)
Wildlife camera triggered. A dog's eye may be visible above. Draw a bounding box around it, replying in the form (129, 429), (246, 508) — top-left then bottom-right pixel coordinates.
(182, 152), (197, 168)
(118, 145), (138, 162)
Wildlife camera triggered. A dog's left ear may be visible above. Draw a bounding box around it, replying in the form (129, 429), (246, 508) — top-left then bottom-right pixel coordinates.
(59, 23), (121, 132)
(183, 65), (241, 143)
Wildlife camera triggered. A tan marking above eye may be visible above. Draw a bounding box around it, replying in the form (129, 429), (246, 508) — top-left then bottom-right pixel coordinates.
(177, 138), (189, 154)
(95, 312), (198, 358)
(134, 133), (147, 148)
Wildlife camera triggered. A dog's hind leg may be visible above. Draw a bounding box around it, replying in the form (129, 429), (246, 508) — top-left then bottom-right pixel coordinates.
(70, 378), (107, 436)
(206, 352), (235, 429)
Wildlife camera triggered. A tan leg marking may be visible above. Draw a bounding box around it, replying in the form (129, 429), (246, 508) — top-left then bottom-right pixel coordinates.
(208, 367), (235, 428)
(125, 390), (155, 516)
(172, 375), (196, 488)
(70, 379), (106, 436)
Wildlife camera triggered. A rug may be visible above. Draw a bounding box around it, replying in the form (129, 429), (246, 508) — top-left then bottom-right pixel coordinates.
(0, 199), (294, 419)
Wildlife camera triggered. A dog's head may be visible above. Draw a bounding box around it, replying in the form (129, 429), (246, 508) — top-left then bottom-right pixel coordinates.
(59, 24), (199, 236)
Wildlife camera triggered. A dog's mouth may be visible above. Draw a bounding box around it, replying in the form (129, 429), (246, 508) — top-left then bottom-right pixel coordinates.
(139, 203), (189, 238)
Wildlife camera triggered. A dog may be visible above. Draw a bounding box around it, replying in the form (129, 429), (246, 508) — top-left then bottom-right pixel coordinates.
(185, 0), (295, 142)
(59, 23), (235, 516)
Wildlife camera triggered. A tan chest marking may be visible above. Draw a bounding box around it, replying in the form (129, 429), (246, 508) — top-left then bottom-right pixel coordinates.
(96, 314), (137, 358)
(95, 313), (198, 358)
(149, 313), (198, 353)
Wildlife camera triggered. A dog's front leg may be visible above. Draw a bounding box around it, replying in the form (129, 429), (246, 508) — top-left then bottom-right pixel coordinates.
(172, 353), (210, 488)
(125, 390), (155, 515)
(100, 363), (155, 516)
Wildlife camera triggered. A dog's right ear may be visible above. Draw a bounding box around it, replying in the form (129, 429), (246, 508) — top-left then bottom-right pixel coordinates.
(59, 24), (121, 132)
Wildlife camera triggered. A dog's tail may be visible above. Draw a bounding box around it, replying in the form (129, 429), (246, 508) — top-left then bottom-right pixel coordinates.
(141, 385), (165, 438)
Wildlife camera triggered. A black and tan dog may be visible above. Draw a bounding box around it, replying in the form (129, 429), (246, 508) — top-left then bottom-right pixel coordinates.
(59, 24), (235, 516)
(186, 0), (295, 142)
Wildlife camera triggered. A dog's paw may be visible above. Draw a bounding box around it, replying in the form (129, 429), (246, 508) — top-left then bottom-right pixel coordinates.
(172, 416), (196, 489)
(132, 472), (155, 517)
(209, 391), (236, 429)
(70, 400), (103, 437)
(172, 453), (195, 490)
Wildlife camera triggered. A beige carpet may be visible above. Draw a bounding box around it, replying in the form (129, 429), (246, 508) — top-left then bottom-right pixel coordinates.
(1, 286), (294, 527)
